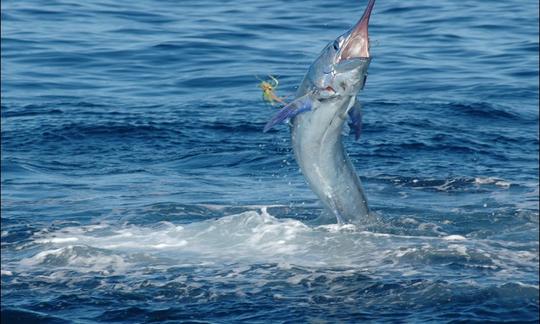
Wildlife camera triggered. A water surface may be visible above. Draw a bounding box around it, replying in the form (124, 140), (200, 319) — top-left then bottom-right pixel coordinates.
(2, 0), (539, 322)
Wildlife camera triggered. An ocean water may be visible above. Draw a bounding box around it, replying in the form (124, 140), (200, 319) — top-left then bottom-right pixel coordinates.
(1, 0), (539, 322)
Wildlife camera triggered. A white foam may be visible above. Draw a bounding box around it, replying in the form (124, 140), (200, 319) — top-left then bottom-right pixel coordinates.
(394, 247), (417, 258)
(474, 177), (511, 189)
(20, 246), (130, 274)
(152, 241), (188, 249)
(401, 217), (419, 225)
(36, 237), (79, 244)
(21, 247), (65, 266)
(316, 223), (357, 233)
(14, 208), (536, 283)
(495, 180), (511, 188)
(443, 235), (467, 241)
(475, 177), (497, 185)
(448, 244), (468, 255)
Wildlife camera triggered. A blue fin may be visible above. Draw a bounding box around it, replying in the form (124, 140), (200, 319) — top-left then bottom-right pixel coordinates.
(263, 95), (312, 132)
(348, 101), (363, 141)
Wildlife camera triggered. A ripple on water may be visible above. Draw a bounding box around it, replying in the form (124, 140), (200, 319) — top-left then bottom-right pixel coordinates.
(1, 0), (538, 322)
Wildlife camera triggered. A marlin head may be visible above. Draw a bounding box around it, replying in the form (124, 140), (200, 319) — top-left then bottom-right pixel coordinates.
(264, 0), (376, 133)
(302, 0), (375, 99)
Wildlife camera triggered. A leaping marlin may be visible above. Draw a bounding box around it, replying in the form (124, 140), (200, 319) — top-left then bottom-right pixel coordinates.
(264, 0), (376, 224)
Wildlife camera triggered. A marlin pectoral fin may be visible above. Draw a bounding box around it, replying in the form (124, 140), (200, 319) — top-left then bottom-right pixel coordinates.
(263, 95), (312, 132)
(348, 101), (363, 141)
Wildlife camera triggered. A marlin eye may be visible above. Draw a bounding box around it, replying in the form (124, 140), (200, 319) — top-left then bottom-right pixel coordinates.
(333, 40), (339, 50)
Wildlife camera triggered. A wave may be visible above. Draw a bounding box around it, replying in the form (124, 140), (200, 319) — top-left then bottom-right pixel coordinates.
(1, 208), (535, 323)
(11, 209), (536, 279)
(1, 308), (69, 324)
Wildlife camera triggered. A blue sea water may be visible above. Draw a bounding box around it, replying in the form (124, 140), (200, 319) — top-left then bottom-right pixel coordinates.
(1, 0), (539, 322)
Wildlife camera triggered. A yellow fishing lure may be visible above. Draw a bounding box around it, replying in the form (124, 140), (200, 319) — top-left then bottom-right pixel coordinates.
(257, 75), (287, 106)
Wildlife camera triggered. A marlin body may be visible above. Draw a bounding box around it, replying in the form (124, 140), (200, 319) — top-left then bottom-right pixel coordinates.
(264, 0), (376, 224)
